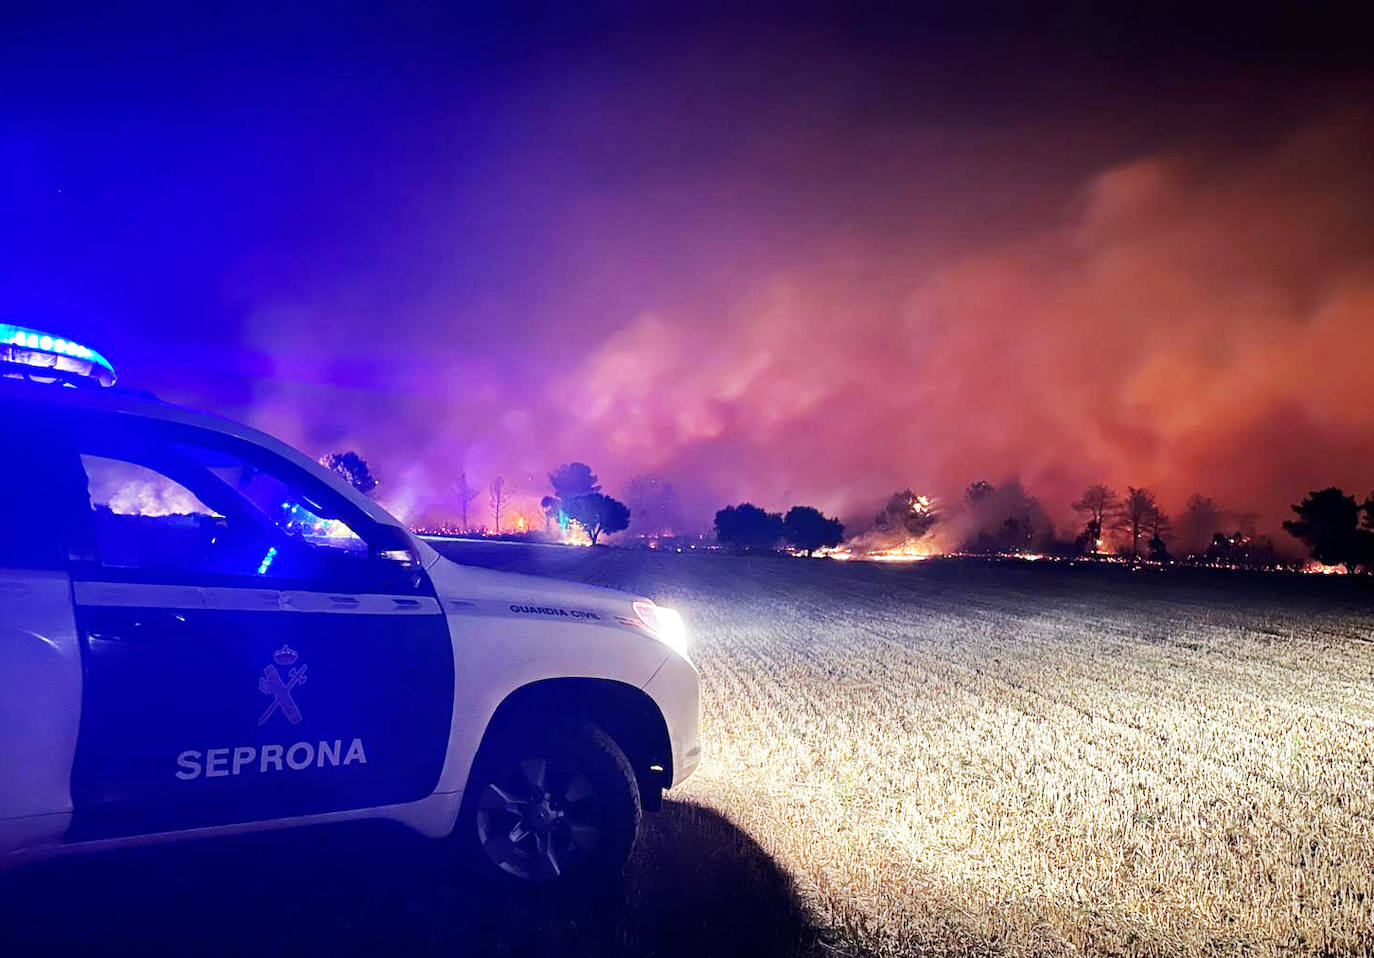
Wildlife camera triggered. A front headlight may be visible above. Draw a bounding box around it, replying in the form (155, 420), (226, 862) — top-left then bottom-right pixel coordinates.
(632, 600), (690, 659)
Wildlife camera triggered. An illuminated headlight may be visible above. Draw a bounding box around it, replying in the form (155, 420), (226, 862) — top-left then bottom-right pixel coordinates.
(632, 600), (689, 658)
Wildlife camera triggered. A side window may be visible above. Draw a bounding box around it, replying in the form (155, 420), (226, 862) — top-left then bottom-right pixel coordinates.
(82, 455), (222, 572)
(71, 418), (408, 591)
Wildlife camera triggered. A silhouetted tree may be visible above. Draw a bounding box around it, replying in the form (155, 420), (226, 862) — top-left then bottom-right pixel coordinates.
(872, 489), (938, 540)
(1072, 485), (1118, 554)
(1074, 520), (1102, 555)
(564, 493), (630, 546)
(539, 495), (561, 534)
(550, 462), (600, 500)
(489, 476), (507, 534)
(783, 506), (844, 556)
(1283, 487), (1374, 572)
(1146, 506), (1173, 562)
(543, 463), (600, 533)
(962, 479), (1050, 554)
(1113, 487), (1158, 562)
(714, 503), (785, 552)
(1179, 494), (1221, 556)
(321, 451), (378, 497)
(454, 472), (480, 531)
(965, 480), (996, 505)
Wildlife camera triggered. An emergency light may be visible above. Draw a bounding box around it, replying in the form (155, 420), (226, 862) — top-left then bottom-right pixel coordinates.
(0, 323), (117, 387)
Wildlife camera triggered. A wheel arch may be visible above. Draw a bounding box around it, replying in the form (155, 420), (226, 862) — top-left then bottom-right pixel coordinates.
(470, 677), (673, 810)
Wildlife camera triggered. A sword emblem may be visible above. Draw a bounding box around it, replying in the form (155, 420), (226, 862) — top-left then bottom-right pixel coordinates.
(259, 645), (308, 726)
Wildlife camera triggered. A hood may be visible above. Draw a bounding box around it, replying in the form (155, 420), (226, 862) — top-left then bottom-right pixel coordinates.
(419, 548), (648, 616)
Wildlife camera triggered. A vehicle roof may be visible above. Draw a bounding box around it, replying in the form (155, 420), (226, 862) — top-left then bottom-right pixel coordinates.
(0, 376), (407, 534)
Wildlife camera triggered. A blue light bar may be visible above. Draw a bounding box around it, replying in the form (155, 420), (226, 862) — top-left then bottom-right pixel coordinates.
(0, 323), (117, 386)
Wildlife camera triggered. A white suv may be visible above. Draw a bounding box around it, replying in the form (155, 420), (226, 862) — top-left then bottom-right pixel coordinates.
(0, 326), (700, 884)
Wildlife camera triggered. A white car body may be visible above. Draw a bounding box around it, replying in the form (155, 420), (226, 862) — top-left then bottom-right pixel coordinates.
(0, 375), (700, 869)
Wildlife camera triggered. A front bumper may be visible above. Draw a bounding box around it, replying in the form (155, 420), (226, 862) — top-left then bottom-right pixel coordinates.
(642, 653), (701, 786)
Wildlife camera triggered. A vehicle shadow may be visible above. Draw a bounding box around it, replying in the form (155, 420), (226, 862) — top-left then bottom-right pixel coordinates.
(0, 799), (825, 957)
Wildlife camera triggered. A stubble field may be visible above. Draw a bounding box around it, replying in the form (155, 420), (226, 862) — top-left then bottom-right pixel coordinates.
(441, 544), (1374, 957)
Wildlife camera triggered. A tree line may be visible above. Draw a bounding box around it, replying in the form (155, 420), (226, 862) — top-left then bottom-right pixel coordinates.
(1068, 483), (1374, 572)
(713, 503), (845, 555)
(321, 447), (1374, 571)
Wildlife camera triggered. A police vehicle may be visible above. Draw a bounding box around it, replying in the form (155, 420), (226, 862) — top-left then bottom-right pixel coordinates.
(0, 325), (700, 884)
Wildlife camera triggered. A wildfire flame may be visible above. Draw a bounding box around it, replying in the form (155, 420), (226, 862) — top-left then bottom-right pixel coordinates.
(816, 539), (938, 563)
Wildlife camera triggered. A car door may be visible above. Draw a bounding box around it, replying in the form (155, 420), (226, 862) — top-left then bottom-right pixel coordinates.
(64, 411), (454, 841)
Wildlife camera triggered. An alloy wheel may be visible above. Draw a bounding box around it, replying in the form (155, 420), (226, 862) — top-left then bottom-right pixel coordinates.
(475, 757), (600, 881)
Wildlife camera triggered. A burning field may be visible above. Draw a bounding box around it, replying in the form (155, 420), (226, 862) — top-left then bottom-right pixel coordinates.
(436, 543), (1374, 956)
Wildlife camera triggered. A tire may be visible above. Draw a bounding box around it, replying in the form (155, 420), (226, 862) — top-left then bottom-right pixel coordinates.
(458, 719), (642, 885)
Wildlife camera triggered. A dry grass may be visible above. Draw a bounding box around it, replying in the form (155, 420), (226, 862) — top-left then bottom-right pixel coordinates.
(550, 551), (1374, 957)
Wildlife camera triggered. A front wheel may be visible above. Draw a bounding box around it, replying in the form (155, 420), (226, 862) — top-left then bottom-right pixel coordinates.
(461, 720), (642, 884)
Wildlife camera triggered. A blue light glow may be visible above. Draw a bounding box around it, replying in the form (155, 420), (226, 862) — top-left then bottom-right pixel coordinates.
(256, 546), (279, 576)
(0, 323), (117, 385)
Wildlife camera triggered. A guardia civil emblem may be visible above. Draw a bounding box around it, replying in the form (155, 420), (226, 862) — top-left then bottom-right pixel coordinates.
(259, 645), (308, 726)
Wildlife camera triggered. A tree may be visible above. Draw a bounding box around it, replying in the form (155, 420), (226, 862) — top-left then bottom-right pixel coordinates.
(1179, 494), (1221, 556)
(873, 489), (937, 540)
(1146, 506), (1173, 562)
(564, 493), (631, 546)
(783, 506), (844, 556)
(539, 495), (561, 534)
(714, 503), (784, 552)
(1072, 485), (1118, 554)
(543, 462), (601, 533)
(1113, 487), (1159, 562)
(454, 472), (480, 531)
(965, 480), (996, 505)
(321, 451), (378, 497)
(961, 479), (1050, 554)
(1283, 487), (1374, 573)
(489, 476), (507, 534)
(549, 462), (600, 500)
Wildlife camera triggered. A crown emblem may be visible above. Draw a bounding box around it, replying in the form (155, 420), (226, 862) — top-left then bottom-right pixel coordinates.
(272, 644), (299, 665)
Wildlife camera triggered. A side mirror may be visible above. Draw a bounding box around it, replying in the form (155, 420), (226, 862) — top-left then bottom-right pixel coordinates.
(369, 524), (422, 567)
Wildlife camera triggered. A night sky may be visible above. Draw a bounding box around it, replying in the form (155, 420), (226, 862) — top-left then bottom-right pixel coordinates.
(4, 4), (1372, 537)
